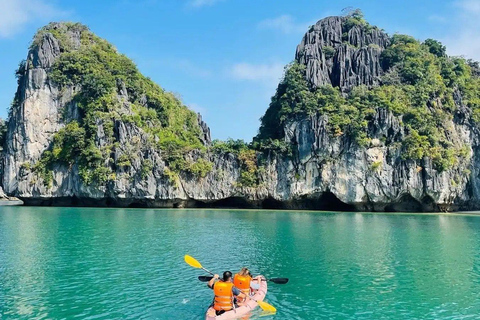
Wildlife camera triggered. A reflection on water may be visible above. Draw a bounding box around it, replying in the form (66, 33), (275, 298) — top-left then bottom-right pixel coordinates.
(1, 208), (480, 319)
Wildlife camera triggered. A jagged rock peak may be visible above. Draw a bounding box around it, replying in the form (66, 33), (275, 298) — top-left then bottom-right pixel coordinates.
(295, 14), (390, 91)
(197, 113), (211, 146)
(31, 22), (88, 48)
(3, 20), (212, 198)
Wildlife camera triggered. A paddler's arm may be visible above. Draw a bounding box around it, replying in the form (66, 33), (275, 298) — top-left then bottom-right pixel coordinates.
(207, 274), (219, 289)
(233, 287), (248, 302)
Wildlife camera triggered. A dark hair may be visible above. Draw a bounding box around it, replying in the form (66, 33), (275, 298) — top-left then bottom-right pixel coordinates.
(223, 271), (233, 281)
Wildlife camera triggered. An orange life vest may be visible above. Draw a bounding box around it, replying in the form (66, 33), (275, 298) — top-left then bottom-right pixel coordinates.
(233, 274), (251, 296)
(213, 281), (234, 311)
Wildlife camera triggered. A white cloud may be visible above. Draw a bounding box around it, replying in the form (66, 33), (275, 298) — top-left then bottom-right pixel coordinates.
(231, 62), (284, 85)
(188, 0), (224, 8)
(0, 0), (68, 38)
(258, 15), (310, 35)
(441, 0), (480, 60)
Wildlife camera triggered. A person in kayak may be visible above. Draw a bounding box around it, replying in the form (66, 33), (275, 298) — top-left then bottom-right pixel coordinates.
(234, 267), (263, 305)
(233, 267), (252, 305)
(207, 271), (247, 316)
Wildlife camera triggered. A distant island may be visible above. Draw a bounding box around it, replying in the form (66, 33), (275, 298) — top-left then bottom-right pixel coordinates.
(2, 9), (480, 212)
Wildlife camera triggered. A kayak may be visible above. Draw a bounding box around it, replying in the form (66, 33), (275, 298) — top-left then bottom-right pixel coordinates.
(205, 276), (268, 320)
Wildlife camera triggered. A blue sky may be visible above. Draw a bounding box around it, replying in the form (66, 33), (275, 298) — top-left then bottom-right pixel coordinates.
(0, 0), (479, 140)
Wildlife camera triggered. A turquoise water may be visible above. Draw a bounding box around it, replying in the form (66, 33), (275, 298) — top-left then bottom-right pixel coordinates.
(1, 207), (480, 319)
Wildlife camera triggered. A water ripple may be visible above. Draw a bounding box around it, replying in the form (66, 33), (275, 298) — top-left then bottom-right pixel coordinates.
(1, 208), (480, 319)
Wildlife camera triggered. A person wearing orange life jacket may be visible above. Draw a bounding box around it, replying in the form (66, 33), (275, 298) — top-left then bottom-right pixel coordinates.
(207, 271), (247, 316)
(234, 267), (263, 306)
(233, 267), (252, 305)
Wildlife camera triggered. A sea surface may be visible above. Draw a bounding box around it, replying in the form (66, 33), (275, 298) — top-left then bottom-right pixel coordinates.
(1, 207), (480, 319)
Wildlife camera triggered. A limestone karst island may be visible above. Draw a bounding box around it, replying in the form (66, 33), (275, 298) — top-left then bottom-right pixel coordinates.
(2, 2), (480, 320)
(3, 10), (480, 212)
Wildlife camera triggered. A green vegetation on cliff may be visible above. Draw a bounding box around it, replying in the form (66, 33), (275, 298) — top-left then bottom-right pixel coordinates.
(30, 23), (207, 185)
(256, 18), (479, 171)
(255, 62), (373, 147)
(211, 139), (262, 187)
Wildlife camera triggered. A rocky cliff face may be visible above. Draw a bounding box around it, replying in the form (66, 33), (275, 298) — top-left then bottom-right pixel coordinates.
(5, 31), (64, 195)
(295, 16), (389, 91)
(3, 23), (242, 207)
(3, 17), (480, 211)
(261, 107), (477, 212)
(254, 14), (480, 212)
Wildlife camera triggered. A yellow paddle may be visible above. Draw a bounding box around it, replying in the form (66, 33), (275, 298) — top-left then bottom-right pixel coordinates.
(184, 255), (277, 313)
(257, 300), (276, 313)
(184, 254), (214, 275)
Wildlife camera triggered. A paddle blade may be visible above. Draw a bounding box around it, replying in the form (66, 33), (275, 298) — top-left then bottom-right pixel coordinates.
(269, 278), (289, 284)
(184, 255), (202, 269)
(257, 300), (276, 313)
(198, 276), (213, 282)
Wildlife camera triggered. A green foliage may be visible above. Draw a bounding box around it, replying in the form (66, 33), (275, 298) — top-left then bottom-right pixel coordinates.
(256, 63), (314, 141)
(33, 152), (54, 187)
(20, 162), (31, 171)
(343, 9), (369, 31)
(140, 159), (154, 179)
(117, 154), (131, 168)
(342, 9), (375, 37)
(257, 27), (478, 171)
(255, 63), (374, 147)
(252, 138), (292, 156)
(467, 59), (480, 78)
(377, 35), (474, 170)
(162, 167), (178, 185)
(402, 129), (430, 160)
(188, 158), (213, 178)
(32, 23), (204, 185)
(31, 22), (88, 51)
(211, 139), (250, 154)
(15, 60), (26, 80)
(80, 166), (113, 185)
(50, 121), (86, 164)
(323, 46), (335, 59)
(380, 34), (420, 71)
(238, 149), (260, 187)
(210, 139), (261, 185)
(423, 39), (446, 58)
(371, 161), (382, 171)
